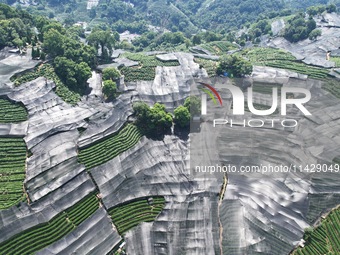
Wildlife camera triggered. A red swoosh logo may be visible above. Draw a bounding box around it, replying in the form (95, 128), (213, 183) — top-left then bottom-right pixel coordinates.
(198, 82), (223, 106)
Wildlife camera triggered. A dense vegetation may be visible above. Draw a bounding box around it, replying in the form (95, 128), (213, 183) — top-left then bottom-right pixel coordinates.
(0, 4), (98, 101)
(0, 3), (35, 49)
(78, 124), (143, 169)
(87, 27), (119, 62)
(0, 138), (26, 210)
(133, 102), (173, 137)
(217, 55), (253, 78)
(194, 58), (218, 77)
(109, 196), (165, 235)
(293, 207), (340, 255)
(174, 105), (190, 128)
(101, 67), (120, 99)
(283, 13), (318, 43)
(0, 193), (99, 255)
(11, 64), (82, 105)
(173, 96), (200, 128)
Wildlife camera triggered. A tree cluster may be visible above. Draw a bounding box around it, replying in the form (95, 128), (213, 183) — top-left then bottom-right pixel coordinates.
(87, 28), (119, 63)
(248, 19), (272, 42)
(306, 4), (337, 16)
(184, 0), (285, 32)
(132, 31), (187, 50)
(54, 57), (91, 90)
(283, 14), (318, 43)
(173, 96), (201, 128)
(42, 25), (96, 90)
(0, 4), (34, 49)
(217, 55), (253, 78)
(133, 102), (173, 137)
(101, 67), (120, 100)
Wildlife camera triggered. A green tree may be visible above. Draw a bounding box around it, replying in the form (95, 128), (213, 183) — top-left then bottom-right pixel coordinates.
(102, 67), (120, 81)
(184, 96), (201, 116)
(133, 102), (150, 123)
(87, 29), (117, 58)
(174, 105), (190, 127)
(40, 51), (46, 60)
(308, 29), (322, 40)
(149, 103), (173, 134)
(217, 55), (253, 77)
(54, 56), (77, 87)
(54, 57), (91, 90)
(43, 28), (64, 57)
(75, 62), (92, 86)
(304, 227), (314, 243)
(284, 14), (318, 42)
(133, 102), (173, 137)
(31, 47), (36, 59)
(89, 8), (96, 19)
(102, 80), (117, 99)
(192, 34), (201, 45)
(307, 6), (326, 16)
(326, 4), (337, 13)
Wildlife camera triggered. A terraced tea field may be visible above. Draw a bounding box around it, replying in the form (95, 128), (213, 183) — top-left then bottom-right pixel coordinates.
(200, 41), (237, 55)
(109, 197), (165, 235)
(120, 66), (156, 82)
(11, 64), (81, 105)
(293, 207), (340, 255)
(194, 58), (218, 77)
(239, 48), (330, 80)
(78, 124), (143, 169)
(119, 53), (179, 82)
(0, 99), (27, 123)
(123, 53), (180, 67)
(0, 138), (26, 210)
(0, 194), (99, 255)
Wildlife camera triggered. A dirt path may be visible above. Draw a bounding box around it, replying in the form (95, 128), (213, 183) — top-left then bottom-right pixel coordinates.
(217, 173), (228, 255)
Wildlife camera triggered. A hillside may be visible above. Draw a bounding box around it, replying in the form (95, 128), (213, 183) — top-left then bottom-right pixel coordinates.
(4, 0), (339, 34)
(0, 2), (340, 255)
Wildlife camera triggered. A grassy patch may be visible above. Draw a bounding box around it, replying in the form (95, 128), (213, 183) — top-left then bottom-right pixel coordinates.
(293, 207), (340, 255)
(322, 79), (340, 99)
(331, 57), (340, 68)
(109, 197), (165, 235)
(200, 41), (237, 55)
(78, 124), (143, 169)
(0, 193), (99, 255)
(123, 53), (180, 67)
(194, 58), (218, 77)
(0, 138), (26, 210)
(11, 64), (82, 105)
(119, 53), (180, 82)
(238, 47), (330, 80)
(0, 99), (28, 123)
